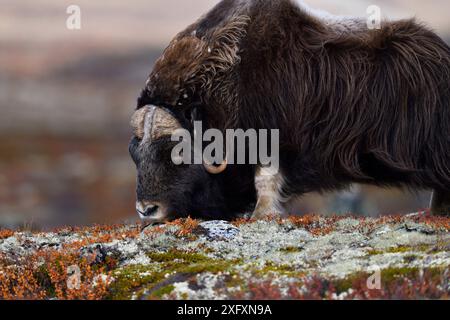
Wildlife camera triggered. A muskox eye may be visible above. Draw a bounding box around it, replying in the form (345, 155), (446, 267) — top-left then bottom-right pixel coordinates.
(184, 109), (192, 122)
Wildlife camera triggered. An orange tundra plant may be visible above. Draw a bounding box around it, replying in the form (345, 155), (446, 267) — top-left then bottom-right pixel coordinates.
(0, 229), (14, 240)
(167, 217), (200, 237)
(0, 226), (120, 300)
(0, 248), (112, 300)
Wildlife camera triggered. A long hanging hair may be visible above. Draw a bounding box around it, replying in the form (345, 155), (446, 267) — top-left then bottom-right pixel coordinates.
(143, 0), (450, 192)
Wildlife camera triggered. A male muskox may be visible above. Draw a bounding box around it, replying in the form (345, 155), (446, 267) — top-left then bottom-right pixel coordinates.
(129, 0), (450, 224)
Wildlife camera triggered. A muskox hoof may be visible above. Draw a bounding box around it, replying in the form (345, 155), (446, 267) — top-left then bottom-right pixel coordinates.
(251, 211), (282, 220)
(251, 203), (283, 220)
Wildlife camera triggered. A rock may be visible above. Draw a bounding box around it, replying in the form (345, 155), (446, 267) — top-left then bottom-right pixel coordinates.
(403, 221), (436, 234)
(80, 244), (109, 265)
(196, 220), (239, 241)
(335, 218), (361, 231)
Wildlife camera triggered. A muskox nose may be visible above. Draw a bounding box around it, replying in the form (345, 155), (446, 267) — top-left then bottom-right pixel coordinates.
(136, 201), (159, 218)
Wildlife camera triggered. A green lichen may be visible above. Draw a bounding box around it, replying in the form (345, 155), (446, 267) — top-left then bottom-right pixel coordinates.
(249, 261), (303, 278)
(182, 261), (234, 274)
(377, 266), (445, 284)
(279, 246), (303, 253)
(389, 245), (430, 253)
(149, 284), (175, 299)
(366, 249), (384, 256)
(108, 250), (242, 300)
(147, 249), (209, 263)
(108, 264), (163, 300)
(367, 245), (431, 256)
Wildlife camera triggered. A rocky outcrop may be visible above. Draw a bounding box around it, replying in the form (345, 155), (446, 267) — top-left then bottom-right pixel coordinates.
(0, 214), (449, 300)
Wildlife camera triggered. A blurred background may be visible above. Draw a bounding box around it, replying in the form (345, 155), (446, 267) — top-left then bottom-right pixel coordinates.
(0, 0), (448, 229)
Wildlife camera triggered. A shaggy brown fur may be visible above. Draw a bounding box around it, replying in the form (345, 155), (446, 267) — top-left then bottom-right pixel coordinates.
(138, 0), (450, 216)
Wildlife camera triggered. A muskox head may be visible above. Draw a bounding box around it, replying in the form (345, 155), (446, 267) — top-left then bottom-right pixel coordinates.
(128, 14), (255, 225)
(129, 105), (255, 226)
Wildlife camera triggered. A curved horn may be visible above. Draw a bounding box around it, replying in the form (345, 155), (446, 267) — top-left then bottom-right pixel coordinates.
(203, 158), (228, 174)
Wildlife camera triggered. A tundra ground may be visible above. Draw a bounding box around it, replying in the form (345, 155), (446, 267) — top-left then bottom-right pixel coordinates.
(0, 213), (449, 300)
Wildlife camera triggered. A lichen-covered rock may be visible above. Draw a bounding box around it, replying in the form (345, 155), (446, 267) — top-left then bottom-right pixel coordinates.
(0, 214), (449, 300)
(196, 220), (240, 241)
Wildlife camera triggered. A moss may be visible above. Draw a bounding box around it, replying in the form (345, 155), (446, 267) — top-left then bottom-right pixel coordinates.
(333, 272), (366, 294)
(379, 267), (428, 284)
(108, 264), (163, 300)
(367, 245), (431, 256)
(367, 249), (384, 256)
(147, 249), (209, 263)
(387, 246), (427, 253)
(108, 250), (242, 300)
(280, 246), (303, 253)
(149, 284), (175, 299)
(180, 292), (189, 300)
(148, 249), (242, 274)
(182, 260), (235, 274)
(249, 261), (303, 278)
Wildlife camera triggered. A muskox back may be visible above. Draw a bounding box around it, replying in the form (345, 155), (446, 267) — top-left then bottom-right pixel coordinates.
(138, 0), (450, 219)
(231, 0), (450, 193)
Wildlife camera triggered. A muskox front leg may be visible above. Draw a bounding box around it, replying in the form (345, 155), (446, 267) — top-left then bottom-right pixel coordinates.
(430, 190), (450, 216)
(251, 167), (287, 219)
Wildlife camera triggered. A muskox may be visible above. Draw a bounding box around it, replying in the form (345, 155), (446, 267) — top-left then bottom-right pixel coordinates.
(129, 0), (450, 225)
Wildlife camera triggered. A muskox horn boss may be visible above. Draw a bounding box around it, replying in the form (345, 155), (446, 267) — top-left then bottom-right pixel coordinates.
(131, 106), (181, 141)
